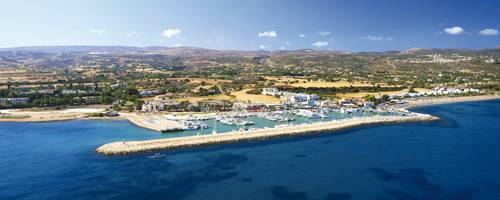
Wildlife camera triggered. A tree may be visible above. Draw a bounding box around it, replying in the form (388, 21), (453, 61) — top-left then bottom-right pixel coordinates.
(408, 87), (416, 93)
(134, 99), (144, 110)
(100, 96), (113, 104)
(382, 94), (390, 101)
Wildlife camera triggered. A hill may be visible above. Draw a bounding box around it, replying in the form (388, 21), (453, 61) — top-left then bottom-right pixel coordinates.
(494, 46), (500, 50)
(0, 46), (350, 56)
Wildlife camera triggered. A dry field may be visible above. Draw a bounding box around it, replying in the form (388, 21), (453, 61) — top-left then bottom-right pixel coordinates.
(0, 69), (27, 74)
(173, 94), (232, 103)
(288, 81), (380, 88)
(231, 89), (281, 103)
(166, 78), (232, 85)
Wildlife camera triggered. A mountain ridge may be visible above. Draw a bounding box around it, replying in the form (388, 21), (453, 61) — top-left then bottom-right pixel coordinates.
(0, 45), (499, 55)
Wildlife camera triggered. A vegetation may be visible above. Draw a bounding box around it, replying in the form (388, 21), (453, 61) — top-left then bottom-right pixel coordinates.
(0, 116), (30, 119)
(89, 112), (103, 117)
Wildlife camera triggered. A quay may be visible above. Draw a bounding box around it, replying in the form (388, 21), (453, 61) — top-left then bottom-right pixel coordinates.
(96, 114), (440, 155)
(125, 115), (186, 132)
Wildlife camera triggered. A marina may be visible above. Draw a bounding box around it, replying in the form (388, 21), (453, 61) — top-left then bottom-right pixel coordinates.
(96, 113), (439, 155)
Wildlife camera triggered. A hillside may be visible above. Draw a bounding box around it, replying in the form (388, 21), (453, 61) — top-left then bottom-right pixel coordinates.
(495, 46), (500, 50)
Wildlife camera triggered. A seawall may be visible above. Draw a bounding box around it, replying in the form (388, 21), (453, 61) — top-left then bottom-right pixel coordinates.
(96, 114), (440, 155)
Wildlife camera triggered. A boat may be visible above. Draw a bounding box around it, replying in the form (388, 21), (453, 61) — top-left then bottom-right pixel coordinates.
(185, 126), (199, 131)
(149, 153), (165, 158)
(161, 127), (184, 133)
(307, 113), (320, 119)
(200, 124), (210, 129)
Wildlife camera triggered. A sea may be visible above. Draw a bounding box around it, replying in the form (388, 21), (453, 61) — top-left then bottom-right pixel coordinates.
(1, 99), (500, 200)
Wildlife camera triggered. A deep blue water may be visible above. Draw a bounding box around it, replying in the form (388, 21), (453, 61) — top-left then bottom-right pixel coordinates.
(1, 99), (500, 200)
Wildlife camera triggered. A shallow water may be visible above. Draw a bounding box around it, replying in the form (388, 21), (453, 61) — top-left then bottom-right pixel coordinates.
(1, 100), (500, 199)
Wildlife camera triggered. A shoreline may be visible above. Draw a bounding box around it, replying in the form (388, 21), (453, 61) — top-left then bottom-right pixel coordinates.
(0, 95), (498, 123)
(96, 114), (440, 155)
(391, 94), (500, 110)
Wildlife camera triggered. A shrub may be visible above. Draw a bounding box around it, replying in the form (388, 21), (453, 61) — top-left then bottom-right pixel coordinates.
(90, 112), (103, 117)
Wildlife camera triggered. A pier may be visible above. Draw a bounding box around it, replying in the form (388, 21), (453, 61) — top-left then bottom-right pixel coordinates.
(125, 115), (186, 132)
(96, 114), (440, 155)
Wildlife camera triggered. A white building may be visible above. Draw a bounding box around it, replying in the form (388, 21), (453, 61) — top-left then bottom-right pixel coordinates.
(262, 88), (278, 95)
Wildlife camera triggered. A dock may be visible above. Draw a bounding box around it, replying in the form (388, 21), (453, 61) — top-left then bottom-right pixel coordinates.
(96, 114), (440, 155)
(125, 115), (186, 132)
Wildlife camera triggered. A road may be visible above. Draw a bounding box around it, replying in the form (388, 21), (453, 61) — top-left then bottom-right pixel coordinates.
(216, 85), (224, 94)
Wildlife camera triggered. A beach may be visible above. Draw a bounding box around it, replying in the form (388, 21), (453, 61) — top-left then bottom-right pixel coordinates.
(0, 108), (105, 122)
(390, 94), (500, 109)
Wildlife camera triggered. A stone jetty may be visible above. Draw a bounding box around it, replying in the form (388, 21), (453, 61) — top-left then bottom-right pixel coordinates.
(96, 114), (439, 155)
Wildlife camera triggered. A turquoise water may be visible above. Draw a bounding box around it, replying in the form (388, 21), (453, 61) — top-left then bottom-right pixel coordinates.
(1, 100), (500, 199)
(164, 111), (391, 137)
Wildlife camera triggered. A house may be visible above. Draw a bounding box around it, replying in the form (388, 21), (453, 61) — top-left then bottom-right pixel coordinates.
(192, 88), (200, 93)
(339, 98), (351, 105)
(61, 90), (77, 94)
(1, 98), (29, 104)
(37, 90), (54, 94)
(139, 90), (160, 96)
(140, 91), (154, 95)
(363, 102), (375, 108)
(262, 88), (278, 95)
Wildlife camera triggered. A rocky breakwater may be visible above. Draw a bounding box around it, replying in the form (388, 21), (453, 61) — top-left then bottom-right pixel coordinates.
(96, 114), (440, 155)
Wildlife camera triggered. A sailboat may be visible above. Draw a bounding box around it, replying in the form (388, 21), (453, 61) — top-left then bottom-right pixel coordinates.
(212, 119), (217, 134)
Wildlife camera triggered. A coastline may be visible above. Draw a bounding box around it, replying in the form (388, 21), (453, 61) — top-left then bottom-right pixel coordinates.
(391, 94), (500, 110)
(96, 114), (440, 155)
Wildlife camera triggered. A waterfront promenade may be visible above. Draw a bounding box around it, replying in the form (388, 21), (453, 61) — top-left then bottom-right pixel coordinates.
(96, 114), (439, 155)
(125, 114), (186, 132)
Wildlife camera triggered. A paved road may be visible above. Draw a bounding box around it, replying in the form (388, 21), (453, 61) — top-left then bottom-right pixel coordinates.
(216, 85), (224, 94)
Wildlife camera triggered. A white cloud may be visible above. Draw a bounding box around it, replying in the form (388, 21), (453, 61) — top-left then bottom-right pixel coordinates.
(435, 32), (444, 35)
(207, 40), (213, 43)
(438, 23), (445, 26)
(299, 34), (306, 37)
(181, 37), (187, 41)
(280, 47), (285, 50)
(387, 37), (394, 40)
(160, 39), (163, 43)
(350, 35), (384, 41)
(444, 27), (464, 35)
(319, 31), (330, 36)
(126, 31), (138, 38)
(162, 29), (182, 38)
(218, 37), (224, 40)
(259, 44), (270, 49)
(285, 42), (291, 45)
(327, 48), (332, 50)
(329, 39), (335, 42)
(90, 29), (109, 36)
(173, 43), (183, 47)
(259, 31), (277, 37)
(367, 35), (382, 40)
(479, 29), (499, 35)
(312, 41), (329, 47)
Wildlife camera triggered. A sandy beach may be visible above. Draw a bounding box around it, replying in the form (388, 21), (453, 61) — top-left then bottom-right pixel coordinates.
(0, 108), (105, 122)
(389, 94), (500, 110)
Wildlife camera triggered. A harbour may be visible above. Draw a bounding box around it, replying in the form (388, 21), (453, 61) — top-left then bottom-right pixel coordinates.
(96, 113), (439, 155)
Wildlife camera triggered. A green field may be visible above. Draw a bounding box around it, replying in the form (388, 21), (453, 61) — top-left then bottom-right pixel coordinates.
(0, 116), (30, 119)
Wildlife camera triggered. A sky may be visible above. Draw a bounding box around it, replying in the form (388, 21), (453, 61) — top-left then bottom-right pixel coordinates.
(0, 0), (499, 52)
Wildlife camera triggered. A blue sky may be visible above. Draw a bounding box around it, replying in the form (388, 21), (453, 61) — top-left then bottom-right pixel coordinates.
(1, 0), (499, 52)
